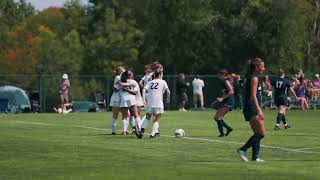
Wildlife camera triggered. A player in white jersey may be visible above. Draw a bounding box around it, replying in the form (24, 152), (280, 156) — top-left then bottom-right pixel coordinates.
(139, 61), (164, 131)
(139, 64), (154, 88)
(109, 66), (125, 135)
(142, 70), (170, 138)
(139, 62), (164, 88)
(119, 70), (143, 138)
(127, 76), (144, 135)
(192, 75), (205, 109)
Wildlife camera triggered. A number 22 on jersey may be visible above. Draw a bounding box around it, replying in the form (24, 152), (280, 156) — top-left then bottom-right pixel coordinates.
(150, 82), (159, 89)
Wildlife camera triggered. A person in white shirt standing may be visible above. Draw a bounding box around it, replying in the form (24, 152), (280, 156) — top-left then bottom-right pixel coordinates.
(119, 70), (143, 138)
(192, 75), (205, 110)
(59, 73), (71, 113)
(142, 70), (170, 138)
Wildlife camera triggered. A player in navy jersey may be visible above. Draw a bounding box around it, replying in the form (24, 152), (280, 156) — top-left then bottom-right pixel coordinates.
(238, 58), (266, 162)
(212, 69), (234, 137)
(271, 69), (297, 130)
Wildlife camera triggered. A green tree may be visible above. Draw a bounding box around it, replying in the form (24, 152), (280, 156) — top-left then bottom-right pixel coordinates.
(82, 0), (144, 74)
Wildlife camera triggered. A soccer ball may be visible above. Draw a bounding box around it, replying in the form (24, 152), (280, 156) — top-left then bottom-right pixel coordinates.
(175, 129), (185, 138)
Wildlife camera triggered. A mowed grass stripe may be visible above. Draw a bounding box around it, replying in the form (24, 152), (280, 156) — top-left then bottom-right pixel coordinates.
(15, 120), (320, 154)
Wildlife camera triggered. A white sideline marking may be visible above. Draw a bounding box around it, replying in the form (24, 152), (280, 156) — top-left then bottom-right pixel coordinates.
(295, 147), (320, 151)
(15, 121), (320, 154)
(15, 121), (106, 131)
(178, 136), (320, 154)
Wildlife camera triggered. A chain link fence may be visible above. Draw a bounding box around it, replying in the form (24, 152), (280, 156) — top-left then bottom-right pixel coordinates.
(0, 74), (319, 112)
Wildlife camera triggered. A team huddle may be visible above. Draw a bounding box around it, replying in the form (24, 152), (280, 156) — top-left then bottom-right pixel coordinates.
(109, 62), (170, 139)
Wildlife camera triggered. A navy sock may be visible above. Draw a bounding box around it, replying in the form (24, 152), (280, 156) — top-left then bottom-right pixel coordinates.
(282, 114), (287, 125)
(240, 133), (264, 152)
(216, 120), (224, 135)
(252, 136), (264, 160)
(276, 113), (282, 125)
(221, 119), (232, 130)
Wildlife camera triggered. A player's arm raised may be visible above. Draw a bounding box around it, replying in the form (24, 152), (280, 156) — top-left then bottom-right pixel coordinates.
(289, 86), (298, 100)
(139, 79), (144, 89)
(142, 85), (148, 106)
(165, 88), (170, 103)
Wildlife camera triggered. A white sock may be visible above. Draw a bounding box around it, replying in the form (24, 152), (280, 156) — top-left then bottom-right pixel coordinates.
(122, 118), (129, 132)
(139, 115), (146, 127)
(135, 116), (141, 130)
(141, 115), (146, 122)
(151, 121), (159, 136)
(111, 118), (116, 133)
(129, 116), (135, 129)
(142, 119), (149, 129)
(125, 118), (129, 132)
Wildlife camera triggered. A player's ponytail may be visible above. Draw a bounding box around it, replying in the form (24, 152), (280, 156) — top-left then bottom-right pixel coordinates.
(218, 69), (228, 77)
(121, 71), (129, 83)
(247, 58), (263, 75)
(279, 68), (285, 76)
(154, 69), (161, 78)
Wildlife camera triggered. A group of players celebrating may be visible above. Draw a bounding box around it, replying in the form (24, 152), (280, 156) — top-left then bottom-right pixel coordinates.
(109, 62), (170, 139)
(109, 58), (301, 162)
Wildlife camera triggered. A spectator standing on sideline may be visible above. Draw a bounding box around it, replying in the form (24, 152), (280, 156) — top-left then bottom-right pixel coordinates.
(177, 73), (189, 112)
(262, 76), (272, 97)
(294, 79), (309, 110)
(233, 75), (243, 109)
(312, 74), (320, 99)
(59, 73), (70, 113)
(192, 75), (205, 110)
(262, 75), (273, 108)
(296, 68), (305, 82)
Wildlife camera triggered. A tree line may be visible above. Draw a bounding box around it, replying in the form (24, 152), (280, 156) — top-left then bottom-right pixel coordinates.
(0, 0), (320, 76)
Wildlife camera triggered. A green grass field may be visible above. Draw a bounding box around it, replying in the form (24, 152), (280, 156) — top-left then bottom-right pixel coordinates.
(0, 110), (319, 180)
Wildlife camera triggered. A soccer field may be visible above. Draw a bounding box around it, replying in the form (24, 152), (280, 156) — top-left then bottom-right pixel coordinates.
(0, 110), (319, 180)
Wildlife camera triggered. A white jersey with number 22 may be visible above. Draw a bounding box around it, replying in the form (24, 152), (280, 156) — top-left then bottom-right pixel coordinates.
(144, 79), (169, 108)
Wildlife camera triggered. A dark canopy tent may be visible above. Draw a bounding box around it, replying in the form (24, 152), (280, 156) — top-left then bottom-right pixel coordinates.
(0, 86), (31, 113)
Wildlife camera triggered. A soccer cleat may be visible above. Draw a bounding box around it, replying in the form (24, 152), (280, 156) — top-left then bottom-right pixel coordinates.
(133, 126), (143, 139)
(252, 158), (265, 162)
(218, 134), (225, 137)
(149, 135), (156, 138)
(137, 133), (143, 139)
(121, 131), (128, 136)
(274, 125), (280, 130)
(141, 128), (145, 134)
(237, 149), (249, 162)
(149, 133), (160, 139)
(225, 128), (233, 136)
(111, 132), (116, 135)
(284, 124), (291, 129)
